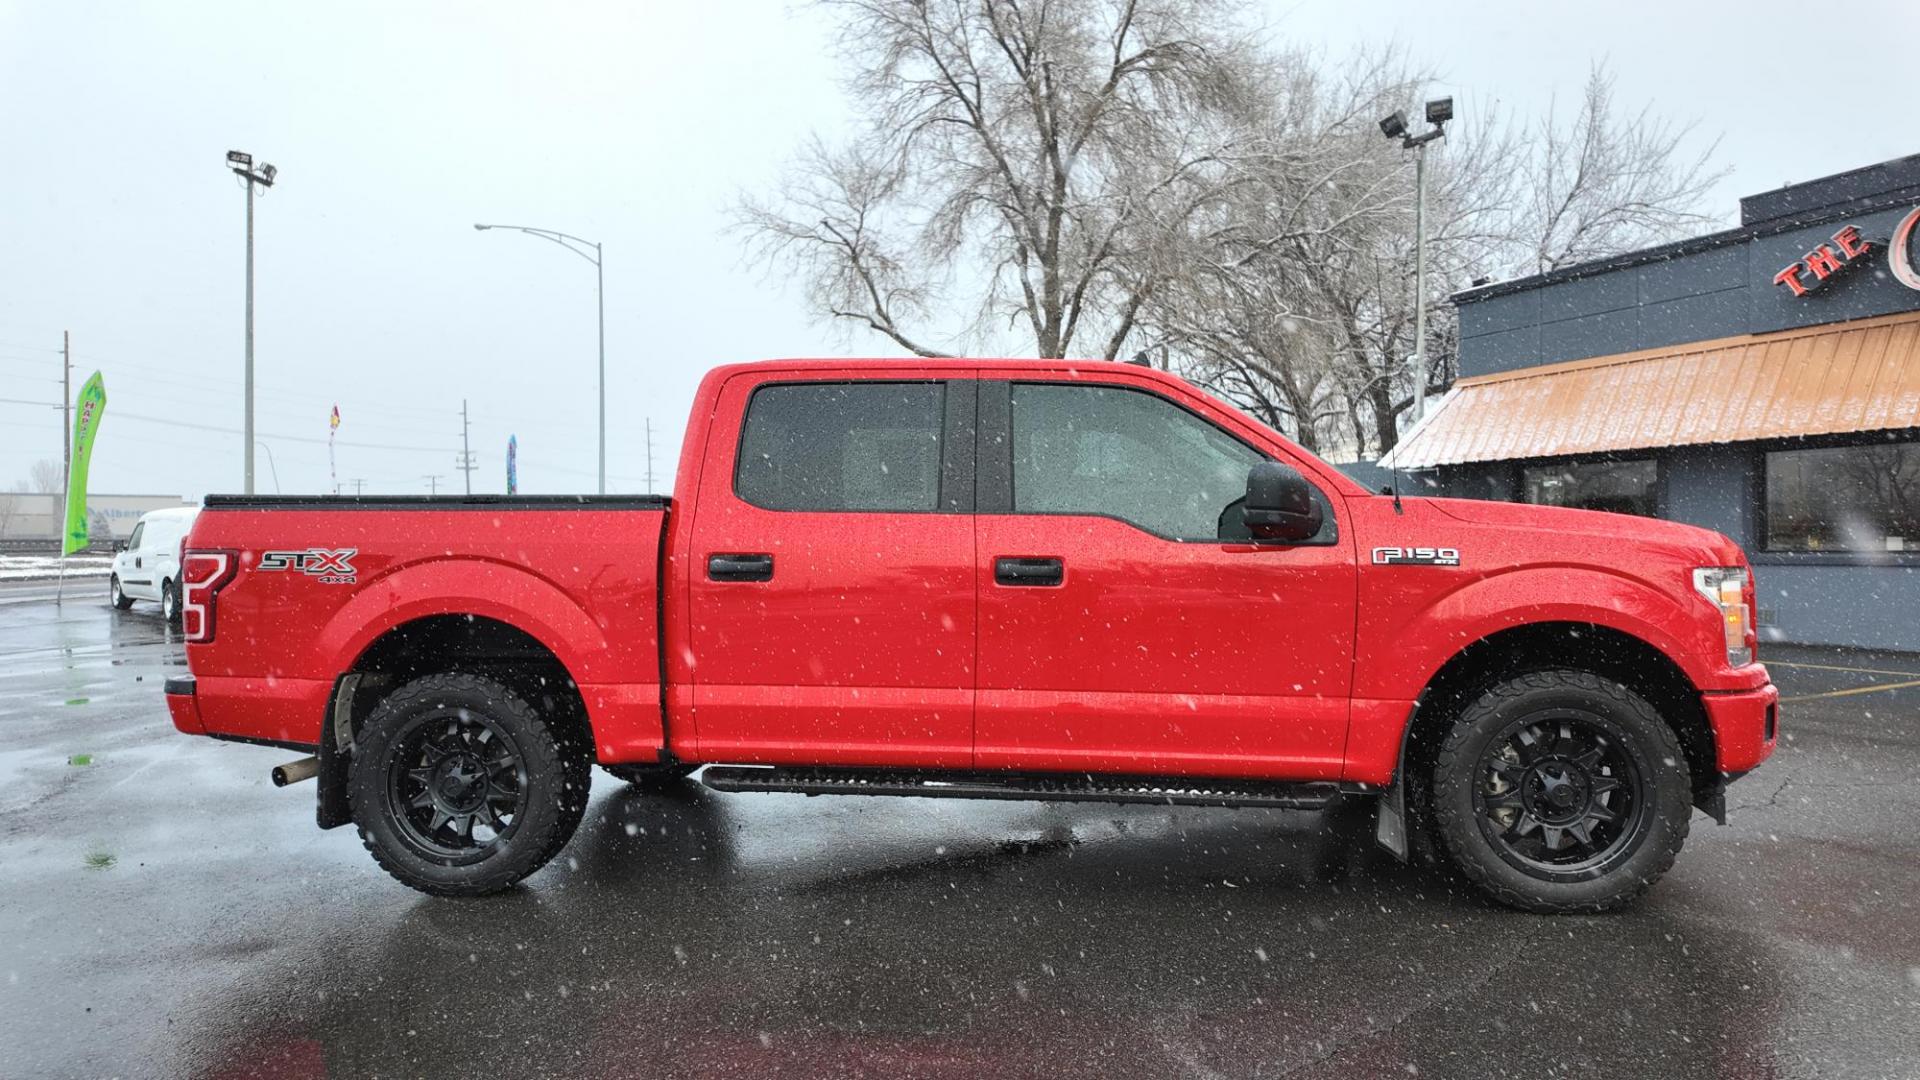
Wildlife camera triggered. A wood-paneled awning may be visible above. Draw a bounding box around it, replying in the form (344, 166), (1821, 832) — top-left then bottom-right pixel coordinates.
(1384, 310), (1920, 469)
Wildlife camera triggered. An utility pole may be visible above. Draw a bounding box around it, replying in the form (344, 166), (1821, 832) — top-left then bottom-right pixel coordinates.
(60, 332), (71, 507)
(644, 417), (654, 492)
(348, 478), (366, 496)
(227, 151), (278, 495)
(423, 474), (443, 495)
(456, 399), (477, 495)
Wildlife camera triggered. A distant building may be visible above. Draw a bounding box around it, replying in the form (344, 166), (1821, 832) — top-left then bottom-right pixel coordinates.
(1387, 154), (1920, 651)
(0, 493), (194, 543)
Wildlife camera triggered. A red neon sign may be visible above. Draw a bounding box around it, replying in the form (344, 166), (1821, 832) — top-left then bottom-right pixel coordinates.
(1774, 206), (1920, 298)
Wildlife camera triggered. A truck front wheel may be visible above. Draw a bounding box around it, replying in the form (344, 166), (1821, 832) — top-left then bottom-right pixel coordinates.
(350, 673), (589, 897)
(1431, 669), (1691, 913)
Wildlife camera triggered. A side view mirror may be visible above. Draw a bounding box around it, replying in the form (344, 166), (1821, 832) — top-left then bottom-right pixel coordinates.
(1242, 461), (1323, 543)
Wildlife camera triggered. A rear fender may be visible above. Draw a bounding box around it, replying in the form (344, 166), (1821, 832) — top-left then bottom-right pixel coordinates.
(318, 558), (616, 685)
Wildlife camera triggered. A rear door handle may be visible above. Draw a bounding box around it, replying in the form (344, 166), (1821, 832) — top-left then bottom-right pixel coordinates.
(708, 553), (774, 582)
(995, 556), (1063, 587)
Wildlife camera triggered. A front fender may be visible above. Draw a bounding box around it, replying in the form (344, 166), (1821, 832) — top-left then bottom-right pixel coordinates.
(1354, 565), (1718, 703)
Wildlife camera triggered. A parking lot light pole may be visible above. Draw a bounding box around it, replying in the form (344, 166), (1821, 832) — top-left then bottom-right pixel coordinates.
(474, 224), (605, 495)
(1378, 99), (1451, 426)
(227, 151), (278, 495)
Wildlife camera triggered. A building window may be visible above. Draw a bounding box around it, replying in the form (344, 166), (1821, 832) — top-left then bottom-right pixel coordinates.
(1520, 458), (1659, 517)
(1765, 442), (1920, 552)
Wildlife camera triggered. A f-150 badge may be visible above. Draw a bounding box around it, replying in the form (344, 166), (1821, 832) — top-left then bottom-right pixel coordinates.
(1372, 546), (1460, 567)
(258, 548), (358, 584)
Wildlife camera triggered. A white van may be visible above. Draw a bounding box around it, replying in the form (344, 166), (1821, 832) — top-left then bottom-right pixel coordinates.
(110, 506), (199, 621)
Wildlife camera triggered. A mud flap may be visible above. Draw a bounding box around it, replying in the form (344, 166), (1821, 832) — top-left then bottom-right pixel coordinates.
(1694, 777), (1728, 825)
(318, 673), (391, 830)
(1374, 774), (1409, 862)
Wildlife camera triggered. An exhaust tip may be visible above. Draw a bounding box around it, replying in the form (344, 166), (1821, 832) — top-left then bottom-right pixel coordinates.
(272, 756), (320, 787)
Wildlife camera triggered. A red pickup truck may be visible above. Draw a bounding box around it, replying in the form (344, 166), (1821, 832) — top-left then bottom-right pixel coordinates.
(165, 359), (1777, 912)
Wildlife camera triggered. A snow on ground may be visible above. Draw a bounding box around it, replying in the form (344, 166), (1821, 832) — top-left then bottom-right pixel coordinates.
(0, 554), (113, 581)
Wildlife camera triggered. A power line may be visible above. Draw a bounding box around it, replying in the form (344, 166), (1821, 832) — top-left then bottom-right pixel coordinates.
(422, 474), (443, 495)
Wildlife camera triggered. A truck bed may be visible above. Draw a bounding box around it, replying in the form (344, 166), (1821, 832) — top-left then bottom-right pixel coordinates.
(177, 494), (670, 757)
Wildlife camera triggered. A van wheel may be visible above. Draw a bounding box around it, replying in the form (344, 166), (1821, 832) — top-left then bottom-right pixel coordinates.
(110, 576), (134, 610)
(350, 673), (590, 897)
(1431, 669), (1690, 914)
(159, 579), (180, 624)
(601, 762), (698, 789)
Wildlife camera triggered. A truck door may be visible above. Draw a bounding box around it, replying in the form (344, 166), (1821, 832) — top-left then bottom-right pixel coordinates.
(685, 374), (977, 768)
(973, 379), (1357, 780)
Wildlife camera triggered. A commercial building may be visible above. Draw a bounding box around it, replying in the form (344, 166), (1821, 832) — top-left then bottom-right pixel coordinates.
(0, 493), (193, 544)
(1387, 154), (1920, 650)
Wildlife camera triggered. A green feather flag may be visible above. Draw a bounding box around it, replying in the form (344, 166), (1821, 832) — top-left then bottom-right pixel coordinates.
(62, 371), (107, 556)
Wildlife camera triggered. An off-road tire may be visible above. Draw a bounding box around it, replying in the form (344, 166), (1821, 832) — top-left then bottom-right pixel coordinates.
(1432, 669), (1691, 914)
(600, 762), (698, 790)
(110, 576), (134, 610)
(350, 673), (590, 897)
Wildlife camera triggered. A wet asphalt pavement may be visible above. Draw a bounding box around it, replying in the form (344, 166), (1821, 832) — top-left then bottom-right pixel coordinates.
(3, 582), (1918, 1079)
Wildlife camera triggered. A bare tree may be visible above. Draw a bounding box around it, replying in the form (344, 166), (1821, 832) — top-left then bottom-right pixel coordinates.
(741, 15), (1723, 462)
(739, 0), (1272, 359)
(0, 482), (26, 540)
(28, 459), (62, 494)
(1505, 65), (1725, 276)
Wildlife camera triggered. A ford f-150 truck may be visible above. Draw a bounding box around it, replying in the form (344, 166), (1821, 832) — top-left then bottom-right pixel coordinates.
(164, 359), (1778, 912)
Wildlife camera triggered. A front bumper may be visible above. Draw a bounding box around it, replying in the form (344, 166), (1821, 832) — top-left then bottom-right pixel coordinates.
(1703, 681), (1780, 775)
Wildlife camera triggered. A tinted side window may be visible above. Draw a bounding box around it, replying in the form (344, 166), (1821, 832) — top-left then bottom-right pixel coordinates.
(736, 382), (945, 512)
(126, 523), (145, 550)
(1010, 383), (1264, 540)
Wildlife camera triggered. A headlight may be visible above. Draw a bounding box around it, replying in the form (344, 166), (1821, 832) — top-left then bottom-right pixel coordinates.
(1692, 566), (1753, 668)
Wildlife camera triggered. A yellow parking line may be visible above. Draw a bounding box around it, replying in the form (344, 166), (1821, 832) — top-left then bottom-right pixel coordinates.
(1765, 660), (1920, 679)
(1780, 676), (1920, 703)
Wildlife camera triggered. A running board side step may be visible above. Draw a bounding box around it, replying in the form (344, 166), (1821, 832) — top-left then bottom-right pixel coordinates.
(700, 765), (1366, 810)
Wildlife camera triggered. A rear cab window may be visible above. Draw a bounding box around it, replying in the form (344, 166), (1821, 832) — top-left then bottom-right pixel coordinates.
(734, 381), (949, 512)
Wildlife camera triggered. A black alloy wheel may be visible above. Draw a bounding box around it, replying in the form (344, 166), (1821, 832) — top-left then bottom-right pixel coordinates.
(350, 673), (589, 896)
(387, 710), (530, 860)
(1473, 713), (1648, 881)
(1431, 669), (1691, 913)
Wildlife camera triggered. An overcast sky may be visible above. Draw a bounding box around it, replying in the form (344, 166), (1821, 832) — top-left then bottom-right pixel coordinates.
(3, 0), (1916, 498)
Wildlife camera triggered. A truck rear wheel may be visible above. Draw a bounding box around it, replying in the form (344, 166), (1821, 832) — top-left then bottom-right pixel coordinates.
(350, 673), (589, 897)
(1431, 669), (1691, 913)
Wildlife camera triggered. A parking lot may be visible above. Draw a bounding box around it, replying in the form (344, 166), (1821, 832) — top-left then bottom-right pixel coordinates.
(2, 582), (1917, 1079)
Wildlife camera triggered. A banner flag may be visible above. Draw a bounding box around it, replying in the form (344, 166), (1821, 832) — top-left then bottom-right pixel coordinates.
(506, 434), (518, 495)
(62, 371), (108, 555)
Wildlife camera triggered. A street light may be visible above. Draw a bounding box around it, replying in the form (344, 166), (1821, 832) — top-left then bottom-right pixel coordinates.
(227, 150), (278, 495)
(474, 223), (606, 495)
(1379, 97), (1451, 426)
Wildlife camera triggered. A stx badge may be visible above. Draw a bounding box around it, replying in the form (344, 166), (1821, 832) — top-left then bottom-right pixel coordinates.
(258, 548), (358, 584)
(1372, 546), (1460, 567)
